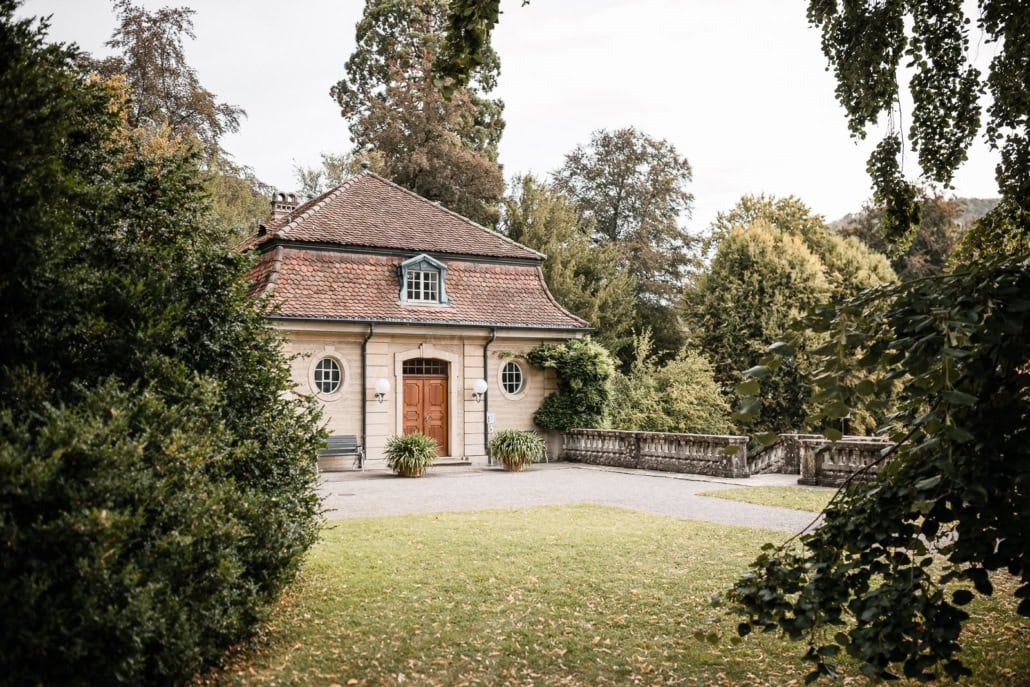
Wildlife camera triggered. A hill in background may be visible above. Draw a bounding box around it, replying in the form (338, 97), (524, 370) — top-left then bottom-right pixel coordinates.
(830, 197), (999, 281)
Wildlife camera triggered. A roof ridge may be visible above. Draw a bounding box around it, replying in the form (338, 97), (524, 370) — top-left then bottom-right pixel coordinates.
(362, 171), (547, 261)
(277, 176), (360, 239)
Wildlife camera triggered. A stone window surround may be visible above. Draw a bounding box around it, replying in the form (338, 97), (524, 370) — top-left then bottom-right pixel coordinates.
(308, 348), (351, 400)
(498, 360), (527, 398)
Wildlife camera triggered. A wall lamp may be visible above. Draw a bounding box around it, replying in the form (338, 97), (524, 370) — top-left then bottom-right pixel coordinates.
(471, 378), (488, 403)
(374, 378), (391, 404)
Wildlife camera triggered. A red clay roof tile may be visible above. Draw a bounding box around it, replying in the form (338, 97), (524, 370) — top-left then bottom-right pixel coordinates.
(245, 248), (589, 330)
(239, 172), (543, 261)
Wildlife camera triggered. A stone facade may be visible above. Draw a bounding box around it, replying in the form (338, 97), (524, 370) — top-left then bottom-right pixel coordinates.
(281, 322), (564, 468)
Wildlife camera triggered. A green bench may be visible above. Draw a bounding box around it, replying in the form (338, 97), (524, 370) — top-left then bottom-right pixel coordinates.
(318, 434), (364, 470)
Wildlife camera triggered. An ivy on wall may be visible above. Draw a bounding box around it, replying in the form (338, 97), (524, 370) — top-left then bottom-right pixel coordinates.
(526, 338), (615, 430)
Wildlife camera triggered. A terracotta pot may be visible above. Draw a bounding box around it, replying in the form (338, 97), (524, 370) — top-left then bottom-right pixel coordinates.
(500, 460), (527, 472)
(396, 466), (424, 477)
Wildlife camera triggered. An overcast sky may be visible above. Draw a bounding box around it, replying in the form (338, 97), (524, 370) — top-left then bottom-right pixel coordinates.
(22, 0), (1000, 231)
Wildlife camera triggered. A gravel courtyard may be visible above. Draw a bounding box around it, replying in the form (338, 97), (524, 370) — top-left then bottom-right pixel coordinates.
(319, 462), (822, 533)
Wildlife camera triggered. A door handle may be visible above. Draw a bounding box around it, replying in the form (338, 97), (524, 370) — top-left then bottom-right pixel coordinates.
(425, 413), (430, 422)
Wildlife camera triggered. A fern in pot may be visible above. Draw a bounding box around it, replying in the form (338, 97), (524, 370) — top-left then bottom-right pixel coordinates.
(490, 429), (546, 471)
(384, 432), (438, 477)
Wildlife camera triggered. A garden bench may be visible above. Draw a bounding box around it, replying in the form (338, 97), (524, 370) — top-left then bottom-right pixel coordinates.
(318, 434), (364, 471)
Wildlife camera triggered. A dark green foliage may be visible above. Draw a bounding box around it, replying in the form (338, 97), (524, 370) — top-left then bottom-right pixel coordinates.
(0, 6), (322, 685)
(527, 339), (615, 431)
(434, 0), (504, 95)
(730, 259), (1030, 681)
(807, 0), (1026, 244)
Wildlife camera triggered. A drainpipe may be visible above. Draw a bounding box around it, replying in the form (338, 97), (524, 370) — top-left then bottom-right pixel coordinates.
(484, 327), (497, 465)
(361, 323), (375, 469)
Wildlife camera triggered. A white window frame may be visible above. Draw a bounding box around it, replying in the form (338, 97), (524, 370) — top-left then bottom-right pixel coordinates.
(406, 269), (440, 303)
(499, 361), (526, 397)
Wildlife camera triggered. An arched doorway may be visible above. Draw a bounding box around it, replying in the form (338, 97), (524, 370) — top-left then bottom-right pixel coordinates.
(402, 358), (449, 455)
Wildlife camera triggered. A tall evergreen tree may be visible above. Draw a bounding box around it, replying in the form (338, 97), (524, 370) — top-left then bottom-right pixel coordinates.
(332, 0), (505, 227)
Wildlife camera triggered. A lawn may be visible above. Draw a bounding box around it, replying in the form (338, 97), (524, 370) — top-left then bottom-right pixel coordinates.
(198, 505), (1029, 686)
(698, 486), (837, 513)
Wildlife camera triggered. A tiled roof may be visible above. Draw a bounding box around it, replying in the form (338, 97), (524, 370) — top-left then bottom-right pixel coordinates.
(238, 172), (544, 261)
(246, 248), (590, 330)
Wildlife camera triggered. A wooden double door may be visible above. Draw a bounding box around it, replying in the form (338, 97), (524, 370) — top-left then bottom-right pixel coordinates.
(402, 359), (448, 456)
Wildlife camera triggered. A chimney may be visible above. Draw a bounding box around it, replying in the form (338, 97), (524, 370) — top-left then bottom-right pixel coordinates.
(271, 192), (298, 222)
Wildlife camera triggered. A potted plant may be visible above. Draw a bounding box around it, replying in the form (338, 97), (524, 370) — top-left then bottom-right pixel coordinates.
(489, 429), (546, 472)
(384, 432), (438, 477)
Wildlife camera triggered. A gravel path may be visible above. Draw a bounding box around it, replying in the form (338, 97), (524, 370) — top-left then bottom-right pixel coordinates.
(319, 463), (823, 533)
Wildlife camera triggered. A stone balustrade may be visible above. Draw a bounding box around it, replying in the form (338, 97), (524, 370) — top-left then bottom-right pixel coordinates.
(561, 429), (892, 486)
(796, 435), (892, 487)
(562, 429), (749, 478)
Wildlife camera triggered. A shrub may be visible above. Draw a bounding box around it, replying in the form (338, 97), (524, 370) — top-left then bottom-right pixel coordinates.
(384, 433), (438, 477)
(527, 338), (615, 430)
(0, 8), (322, 685)
(490, 429), (546, 471)
(609, 331), (733, 434)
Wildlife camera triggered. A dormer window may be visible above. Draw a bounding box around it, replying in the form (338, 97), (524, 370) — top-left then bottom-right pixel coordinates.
(407, 268), (439, 302)
(399, 254), (449, 305)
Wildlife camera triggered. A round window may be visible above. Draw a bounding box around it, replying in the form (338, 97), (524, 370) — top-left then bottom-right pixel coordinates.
(500, 361), (524, 395)
(314, 357), (342, 394)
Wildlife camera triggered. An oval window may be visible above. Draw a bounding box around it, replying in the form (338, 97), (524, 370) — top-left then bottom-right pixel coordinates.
(500, 361), (524, 395)
(314, 357), (342, 394)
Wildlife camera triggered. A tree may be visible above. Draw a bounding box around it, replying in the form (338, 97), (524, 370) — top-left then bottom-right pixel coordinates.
(331, 0), (505, 227)
(690, 196), (896, 434)
(206, 158), (274, 244)
(84, 1), (269, 244)
(838, 191), (966, 281)
(683, 221), (830, 434)
(86, 0), (243, 162)
(725, 2), (1030, 681)
(707, 194), (896, 300)
(501, 174), (637, 359)
(553, 127), (695, 359)
(293, 150), (389, 200)
(0, 6), (322, 684)
(609, 331), (732, 435)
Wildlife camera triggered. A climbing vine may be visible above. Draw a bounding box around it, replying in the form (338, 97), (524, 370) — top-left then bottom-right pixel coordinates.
(526, 338), (614, 430)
